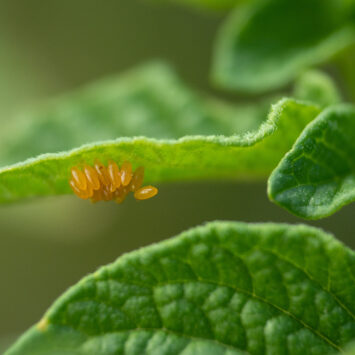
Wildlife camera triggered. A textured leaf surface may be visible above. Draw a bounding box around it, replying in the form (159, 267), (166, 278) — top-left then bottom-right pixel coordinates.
(6, 222), (355, 354)
(0, 98), (320, 203)
(0, 62), (271, 167)
(212, 0), (355, 93)
(268, 104), (355, 219)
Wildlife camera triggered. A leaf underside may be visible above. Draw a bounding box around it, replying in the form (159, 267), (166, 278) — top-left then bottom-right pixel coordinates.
(6, 222), (355, 354)
(268, 104), (355, 219)
(0, 62), (341, 204)
(0, 62), (270, 167)
(0, 97), (320, 203)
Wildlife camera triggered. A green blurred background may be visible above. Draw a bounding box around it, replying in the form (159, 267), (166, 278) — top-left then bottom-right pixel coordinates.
(0, 0), (354, 351)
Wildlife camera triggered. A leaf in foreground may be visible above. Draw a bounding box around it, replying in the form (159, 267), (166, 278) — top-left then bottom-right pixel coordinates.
(212, 0), (355, 93)
(0, 98), (320, 203)
(268, 104), (355, 219)
(6, 222), (355, 354)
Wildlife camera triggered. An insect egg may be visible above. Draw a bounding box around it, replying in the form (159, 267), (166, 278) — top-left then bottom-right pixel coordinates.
(114, 186), (129, 204)
(107, 160), (121, 192)
(120, 161), (133, 186)
(129, 166), (144, 191)
(83, 165), (100, 190)
(69, 179), (83, 196)
(91, 187), (103, 203)
(94, 160), (111, 187)
(71, 167), (87, 191)
(134, 185), (158, 200)
(69, 179), (92, 199)
(102, 184), (113, 201)
(69, 160), (158, 204)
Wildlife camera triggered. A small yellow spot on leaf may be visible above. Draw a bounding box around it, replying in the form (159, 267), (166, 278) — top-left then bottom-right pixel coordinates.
(37, 318), (49, 332)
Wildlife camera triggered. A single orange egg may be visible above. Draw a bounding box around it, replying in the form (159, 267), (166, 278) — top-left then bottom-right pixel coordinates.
(120, 161), (133, 186)
(70, 179), (91, 199)
(129, 166), (144, 191)
(94, 160), (111, 187)
(134, 186), (158, 200)
(107, 160), (121, 192)
(71, 167), (87, 191)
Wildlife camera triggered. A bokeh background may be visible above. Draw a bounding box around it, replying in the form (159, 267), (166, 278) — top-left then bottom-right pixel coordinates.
(0, 0), (354, 351)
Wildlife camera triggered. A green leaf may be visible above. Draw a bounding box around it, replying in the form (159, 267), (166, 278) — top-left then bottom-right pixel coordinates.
(212, 0), (355, 93)
(293, 70), (342, 108)
(268, 104), (355, 219)
(1, 64), (334, 170)
(344, 342), (355, 355)
(0, 62), (272, 168)
(0, 63), (336, 204)
(6, 222), (355, 354)
(0, 97), (320, 203)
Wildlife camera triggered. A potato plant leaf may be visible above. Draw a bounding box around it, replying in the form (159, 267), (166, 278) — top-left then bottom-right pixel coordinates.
(293, 70), (341, 108)
(0, 98), (320, 203)
(0, 62), (270, 167)
(0, 63), (338, 204)
(212, 0), (355, 93)
(268, 104), (355, 219)
(6, 222), (355, 354)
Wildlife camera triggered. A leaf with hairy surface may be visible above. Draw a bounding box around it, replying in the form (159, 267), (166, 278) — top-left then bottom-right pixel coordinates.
(0, 62), (340, 204)
(268, 104), (355, 219)
(0, 98), (320, 203)
(6, 222), (355, 354)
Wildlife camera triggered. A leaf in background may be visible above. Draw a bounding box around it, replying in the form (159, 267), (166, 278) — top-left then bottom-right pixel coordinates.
(6, 222), (355, 354)
(0, 98), (320, 203)
(268, 104), (355, 219)
(212, 0), (355, 93)
(0, 64), (338, 204)
(0, 35), (56, 121)
(0, 62), (270, 168)
(293, 70), (342, 108)
(338, 47), (355, 102)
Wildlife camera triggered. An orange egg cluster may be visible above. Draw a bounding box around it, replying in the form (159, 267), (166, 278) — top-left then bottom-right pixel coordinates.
(69, 160), (158, 203)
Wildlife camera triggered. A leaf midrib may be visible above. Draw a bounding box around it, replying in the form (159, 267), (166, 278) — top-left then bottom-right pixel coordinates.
(38, 224), (354, 354)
